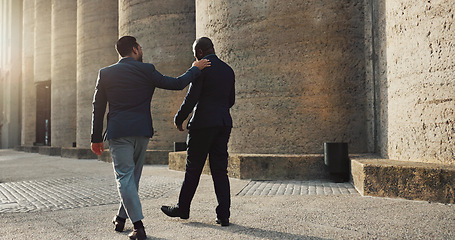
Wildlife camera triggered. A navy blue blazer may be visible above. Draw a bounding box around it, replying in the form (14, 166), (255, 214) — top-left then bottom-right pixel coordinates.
(175, 54), (235, 130)
(91, 57), (201, 143)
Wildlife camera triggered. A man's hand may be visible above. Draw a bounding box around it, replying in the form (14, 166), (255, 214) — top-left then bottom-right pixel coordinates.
(192, 59), (211, 70)
(91, 142), (104, 156)
(174, 122), (184, 131)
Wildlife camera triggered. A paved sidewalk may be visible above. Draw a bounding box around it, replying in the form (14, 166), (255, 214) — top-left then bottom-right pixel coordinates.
(0, 149), (453, 239)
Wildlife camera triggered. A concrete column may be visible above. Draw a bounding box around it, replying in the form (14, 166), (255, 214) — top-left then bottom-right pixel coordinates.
(0, 0), (22, 148)
(119, 0), (195, 150)
(34, 0), (51, 83)
(33, 0), (52, 146)
(76, 0), (118, 148)
(0, 1), (6, 148)
(196, 0), (369, 154)
(384, 0), (455, 164)
(370, 0), (388, 158)
(50, 0), (77, 147)
(21, 0), (36, 146)
(1, 1), (6, 147)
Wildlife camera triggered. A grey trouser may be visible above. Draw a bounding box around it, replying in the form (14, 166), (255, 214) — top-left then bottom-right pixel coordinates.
(109, 136), (149, 223)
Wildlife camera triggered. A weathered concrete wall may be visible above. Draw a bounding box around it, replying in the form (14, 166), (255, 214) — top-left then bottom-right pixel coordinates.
(34, 0), (51, 83)
(119, 0), (195, 150)
(76, 0), (118, 148)
(21, 0), (36, 146)
(196, 0), (370, 154)
(50, 0), (77, 147)
(0, 0), (22, 148)
(384, 0), (455, 164)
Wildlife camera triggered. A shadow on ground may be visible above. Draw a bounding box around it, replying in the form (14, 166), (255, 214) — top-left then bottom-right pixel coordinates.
(183, 221), (330, 240)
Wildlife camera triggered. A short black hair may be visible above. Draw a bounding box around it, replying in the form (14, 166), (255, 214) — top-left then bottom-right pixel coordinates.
(193, 37), (214, 52)
(116, 36), (139, 57)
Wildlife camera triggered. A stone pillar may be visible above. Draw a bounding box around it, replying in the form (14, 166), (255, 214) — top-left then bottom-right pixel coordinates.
(369, 0), (388, 158)
(34, 0), (51, 83)
(76, 0), (118, 148)
(0, 0), (22, 148)
(0, 1), (3, 147)
(384, 0), (455, 164)
(34, 0), (52, 146)
(21, 0), (36, 146)
(50, 0), (77, 147)
(196, 0), (369, 154)
(119, 0), (195, 150)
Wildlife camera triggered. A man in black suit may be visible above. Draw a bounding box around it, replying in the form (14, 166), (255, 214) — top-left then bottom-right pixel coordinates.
(90, 36), (210, 240)
(161, 37), (235, 226)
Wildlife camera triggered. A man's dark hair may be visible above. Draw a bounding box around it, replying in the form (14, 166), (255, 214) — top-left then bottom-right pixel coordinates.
(116, 36), (139, 57)
(193, 37), (214, 52)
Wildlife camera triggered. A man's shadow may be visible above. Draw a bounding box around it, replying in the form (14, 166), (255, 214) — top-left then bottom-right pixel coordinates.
(182, 221), (332, 240)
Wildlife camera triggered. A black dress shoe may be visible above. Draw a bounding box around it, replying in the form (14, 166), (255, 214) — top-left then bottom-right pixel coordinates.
(112, 216), (125, 232)
(216, 218), (229, 226)
(128, 227), (146, 240)
(160, 205), (189, 219)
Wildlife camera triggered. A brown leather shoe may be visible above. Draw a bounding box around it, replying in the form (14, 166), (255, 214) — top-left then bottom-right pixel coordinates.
(128, 227), (146, 240)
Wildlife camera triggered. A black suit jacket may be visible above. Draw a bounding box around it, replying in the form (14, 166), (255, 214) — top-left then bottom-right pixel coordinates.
(91, 57), (201, 143)
(175, 54), (235, 130)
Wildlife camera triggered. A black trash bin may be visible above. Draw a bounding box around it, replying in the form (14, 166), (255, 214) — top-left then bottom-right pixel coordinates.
(324, 142), (350, 183)
(174, 142), (187, 152)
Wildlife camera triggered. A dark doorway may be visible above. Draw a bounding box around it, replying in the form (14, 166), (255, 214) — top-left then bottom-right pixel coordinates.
(36, 81), (51, 146)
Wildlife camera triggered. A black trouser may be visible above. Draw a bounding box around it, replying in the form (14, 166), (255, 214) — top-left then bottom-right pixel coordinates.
(178, 126), (231, 219)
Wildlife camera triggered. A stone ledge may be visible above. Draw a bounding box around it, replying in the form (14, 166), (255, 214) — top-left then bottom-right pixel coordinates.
(169, 152), (329, 180)
(98, 150), (169, 165)
(14, 145), (24, 151)
(61, 147), (98, 159)
(21, 145), (39, 153)
(38, 146), (62, 156)
(351, 154), (455, 204)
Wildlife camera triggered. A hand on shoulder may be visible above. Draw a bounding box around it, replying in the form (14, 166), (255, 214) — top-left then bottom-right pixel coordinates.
(192, 59), (211, 70)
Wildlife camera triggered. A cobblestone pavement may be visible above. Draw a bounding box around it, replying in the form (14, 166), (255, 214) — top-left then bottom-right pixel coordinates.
(0, 176), (357, 214)
(0, 176), (181, 213)
(237, 180), (358, 196)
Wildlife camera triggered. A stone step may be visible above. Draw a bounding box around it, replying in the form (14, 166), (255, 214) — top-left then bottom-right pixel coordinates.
(16, 145), (170, 164)
(98, 149), (169, 165)
(20, 145), (39, 153)
(61, 147), (98, 159)
(38, 146), (61, 156)
(169, 152), (330, 180)
(351, 154), (455, 204)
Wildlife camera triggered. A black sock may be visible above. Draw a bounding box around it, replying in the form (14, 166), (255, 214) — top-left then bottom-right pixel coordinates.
(133, 220), (144, 229)
(116, 216), (126, 223)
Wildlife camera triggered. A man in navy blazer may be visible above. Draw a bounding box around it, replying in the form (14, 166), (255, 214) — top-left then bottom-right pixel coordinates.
(90, 36), (210, 240)
(161, 37), (235, 227)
